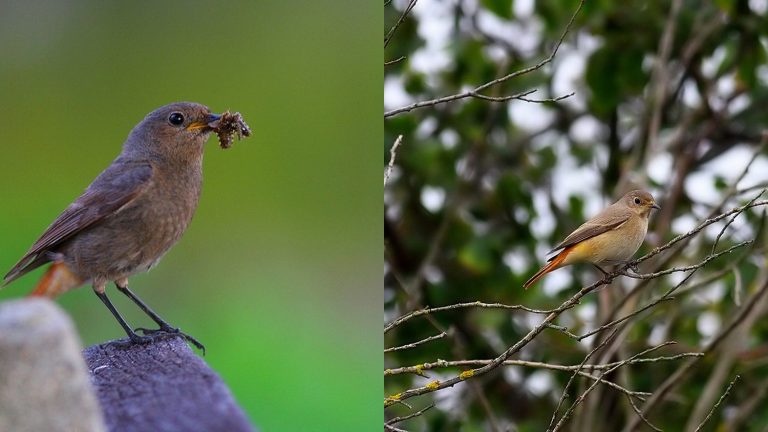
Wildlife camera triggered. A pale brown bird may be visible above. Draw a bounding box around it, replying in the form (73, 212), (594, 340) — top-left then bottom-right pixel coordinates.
(3, 102), (250, 351)
(523, 190), (659, 289)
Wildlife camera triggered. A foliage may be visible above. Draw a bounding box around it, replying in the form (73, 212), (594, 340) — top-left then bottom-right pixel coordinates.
(385, 0), (768, 430)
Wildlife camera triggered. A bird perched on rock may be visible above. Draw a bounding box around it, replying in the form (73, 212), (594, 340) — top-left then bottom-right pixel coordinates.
(3, 102), (251, 352)
(523, 190), (659, 289)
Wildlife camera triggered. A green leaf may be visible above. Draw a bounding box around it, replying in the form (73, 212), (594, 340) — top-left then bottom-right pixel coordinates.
(585, 44), (647, 117)
(458, 238), (495, 274)
(481, 0), (513, 19)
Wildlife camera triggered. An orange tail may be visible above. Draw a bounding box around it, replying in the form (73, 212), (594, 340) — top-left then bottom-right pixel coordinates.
(29, 262), (83, 298)
(523, 246), (573, 289)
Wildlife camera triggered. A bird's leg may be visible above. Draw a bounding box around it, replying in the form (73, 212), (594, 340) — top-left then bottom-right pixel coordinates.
(94, 288), (152, 345)
(592, 264), (610, 276)
(114, 281), (205, 353)
(619, 260), (640, 274)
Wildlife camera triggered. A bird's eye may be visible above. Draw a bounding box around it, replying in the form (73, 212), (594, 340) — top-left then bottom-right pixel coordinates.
(634, 197), (641, 205)
(168, 112), (184, 126)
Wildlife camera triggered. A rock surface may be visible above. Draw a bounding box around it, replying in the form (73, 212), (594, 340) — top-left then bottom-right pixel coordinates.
(0, 299), (106, 432)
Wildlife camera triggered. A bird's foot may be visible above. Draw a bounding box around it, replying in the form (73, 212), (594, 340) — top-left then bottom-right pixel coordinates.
(625, 261), (640, 274)
(135, 326), (205, 354)
(592, 264), (610, 276)
(108, 332), (155, 349)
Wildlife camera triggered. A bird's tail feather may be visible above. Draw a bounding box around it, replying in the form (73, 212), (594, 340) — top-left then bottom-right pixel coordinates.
(523, 246), (573, 289)
(3, 254), (48, 287)
(29, 262), (82, 298)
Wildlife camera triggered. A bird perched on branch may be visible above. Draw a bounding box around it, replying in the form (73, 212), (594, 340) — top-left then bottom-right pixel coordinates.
(523, 190), (659, 289)
(3, 102), (251, 352)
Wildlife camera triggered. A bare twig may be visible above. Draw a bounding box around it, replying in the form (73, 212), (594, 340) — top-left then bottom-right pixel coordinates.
(385, 135), (404, 186)
(384, 301), (554, 334)
(547, 328), (621, 431)
(384, 0), (418, 48)
(624, 278), (768, 431)
(645, 0), (684, 158)
(385, 200), (768, 408)
(384, 279), (601, 407)
(551, 342), (676, 432)
(385, 56), (406, 66)
(386, 403), (435, 425)
(693, 375), (740, 432)
(711, 189), (765, 254)
(576, 297), (676, 341)
(384, 352), (704, 376)
(384, 332), (446, 353)
(384, 424), (408, 432)
(633, 198), (768, 267)
(626, 395), (663, 432)
(625, 240), (753, 280)
(383, 0), (584, 118)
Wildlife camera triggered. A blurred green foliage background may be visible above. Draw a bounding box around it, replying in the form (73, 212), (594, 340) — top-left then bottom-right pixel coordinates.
(0, 1), (379, 430)
(385, 0), (768, 430)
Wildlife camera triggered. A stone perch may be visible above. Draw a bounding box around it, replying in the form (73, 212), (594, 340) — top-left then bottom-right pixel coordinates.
(0, 299), (256, 432)
(0, 299), (106, 432)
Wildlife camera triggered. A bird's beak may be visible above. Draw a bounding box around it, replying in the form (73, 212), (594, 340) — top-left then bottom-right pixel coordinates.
(205, 113), (222, 129)
(651, 203), (661, 210)
(186, 113), (222, 132)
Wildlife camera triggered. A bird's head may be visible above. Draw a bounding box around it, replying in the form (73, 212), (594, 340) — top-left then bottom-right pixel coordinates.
(622, 190), (660, 217)
(124, 102), (222, 161)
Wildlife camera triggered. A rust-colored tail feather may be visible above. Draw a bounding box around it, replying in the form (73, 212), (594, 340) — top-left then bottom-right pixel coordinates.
(523, 247), (573, 289)
(29, 262), (83, 298)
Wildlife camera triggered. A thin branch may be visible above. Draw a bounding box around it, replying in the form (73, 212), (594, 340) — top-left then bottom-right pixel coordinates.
(545, 323), (580, 339)
(624, 278), (768, 431)
(625, 240), (753, 280)
(673, 263), (741, 298)
(468, 89), (574, 103)
(384, 0), (418, 48)
(547, 328), (621, 431)
(551, 342), (676, 432)
(384, 332), (446, 353)
(385, 199), (768, 410)
(383, 0), (584, 118)
(384, 301), (554, 334)
(595, 175), (768, 343)
(576, 297), (676, 341)
(633, 198), (768, 267)
(384, 352), (704, 376)
(626, 394), (663, 432)
(693, 375), (740, 432)
(386, 403), (435, 425)
(517, 92), (575, 103)
(736, 182), (768, 196)
(385, 135), (404, 187)
(384, 278), (602, 407)
(385, 56), (406, 66)
(712, 189), (765, 254)
(645, 0), (684, 157)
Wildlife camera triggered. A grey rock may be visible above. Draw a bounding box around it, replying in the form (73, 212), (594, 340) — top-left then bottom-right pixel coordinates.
(0, 298), (106, 432)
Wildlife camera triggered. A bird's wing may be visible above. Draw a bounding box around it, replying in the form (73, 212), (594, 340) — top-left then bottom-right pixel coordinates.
(548, 204), (632, 257)
(3, 161), (154, 284)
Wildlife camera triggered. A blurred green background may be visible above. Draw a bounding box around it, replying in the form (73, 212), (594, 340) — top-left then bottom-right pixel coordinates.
(0, 1), (379, 430)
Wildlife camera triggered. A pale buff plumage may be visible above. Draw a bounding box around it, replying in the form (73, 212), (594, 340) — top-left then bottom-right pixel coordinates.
(523, 190), (659, 289)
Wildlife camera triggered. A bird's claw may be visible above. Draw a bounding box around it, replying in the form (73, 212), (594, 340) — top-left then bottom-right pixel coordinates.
(109, 333), (154, 348)
(134, 326), (205, 354)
